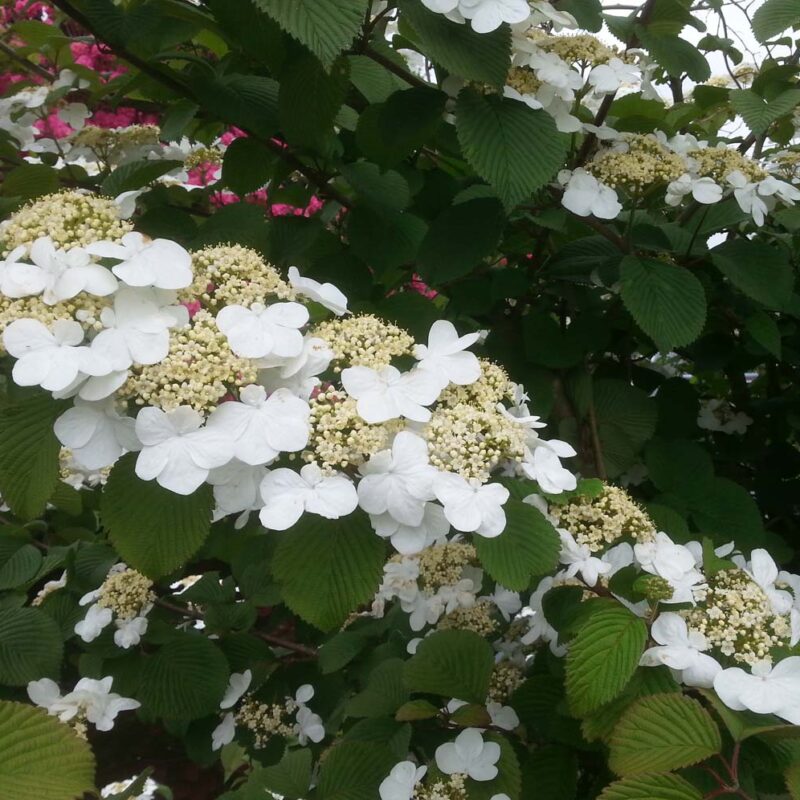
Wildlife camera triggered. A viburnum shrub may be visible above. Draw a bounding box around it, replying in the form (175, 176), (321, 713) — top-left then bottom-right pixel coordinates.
(2, 1), (800, 799)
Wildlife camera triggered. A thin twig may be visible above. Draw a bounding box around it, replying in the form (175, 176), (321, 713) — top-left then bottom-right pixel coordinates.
(587, 399), (607, 480)
(362, 45), (430, 90)
(0, 39), (54, 81)
(154, 598), (318, 658)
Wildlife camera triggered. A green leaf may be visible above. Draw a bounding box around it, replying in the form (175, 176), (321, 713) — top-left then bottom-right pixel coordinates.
(253, 0), (366, 67)
(279, 54), (349, 148)
(636, 30), (710, 81)
(399, 0), (512, 86)
(347, 658), (409, 718)
(598, 773), (702, 800)
(192, 74), (280, 139)
(319, 631), (371, 674)
(0, 395), (66, 520)
(404, 629), (493, 703)
(0, 607), (63, 685)
(356, 87), (447, 168)
(100, 453), (214, 579)
(456, 89), (569, 208)
(0, 164), (59, 200)
(318, 741), (396, 800)
(100, 159), (183, 197)
(0, 701), (95, 800)
(711, 239), (794, 309)
(346, 206), (427, 274)
(745, 311), (781, 359)
(522, 745), (578, 800)
(395, 699), (440, 721)
(609, 694), (722, 776)
(730, 88), (800, 135)
(139, 634), (229, 720)
(593, 379), (657, 479)
(271, 512), (385, 632)
(348, 55), (404, 103)
(468, 734), (522, 800)
(0, 544), (42, 590)
(644, 439), (715, 505)
(340, 162), (411, 211)
(473, 499), (560, 590)
(247, 749), (311, 799)
(221, 138), (276, 196)
(565, 605), (647, 716)
(690, 477), (764, 550)
(620, 256), (706, 351)
(558, 0), (602, 31)
(752, 0), (800, 41)
(418, 198), (506, 283)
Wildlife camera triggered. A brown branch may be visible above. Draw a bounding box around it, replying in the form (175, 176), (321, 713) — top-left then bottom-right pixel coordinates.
(154, 598), (318, 658)
(49, 0), (352, 208)
(362, 45), (430, 90)
(587, 399), (607, 480)
(0, 39), (54, 81)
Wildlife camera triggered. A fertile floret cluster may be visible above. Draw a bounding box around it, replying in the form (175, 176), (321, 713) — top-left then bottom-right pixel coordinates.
(314, 314), (415, 369)
(587, 135), (686, 190)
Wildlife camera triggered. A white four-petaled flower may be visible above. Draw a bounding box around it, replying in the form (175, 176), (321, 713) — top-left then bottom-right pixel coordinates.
(435, 728), (501, 781)
(216, 301), (308, 359)
(434, 473), (509, 538)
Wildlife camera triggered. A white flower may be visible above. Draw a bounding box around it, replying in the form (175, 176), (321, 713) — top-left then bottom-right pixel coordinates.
(503, 85), (543, 109)
(114, 615), (149, 649)
(294, 705), (325, 745)
(74, 603), (113, 642)
(114, 188), (148, 219)
(220, 670), (252, 709)
(55, 398), (139, 470)
(666, 174), (723, 206)
(421, 0), (459, 12)
(487, 701), (520, 730)
(528, 0), (576, 28)
(528, 51), (582, 100)
(727, 170), (768, 226)
(379, 761), (427, 800)
(640, 613), (721, 688)
(458, 0), (530, 33)
(90, 287), (188, 370)
(486, 585), (522, 620)
(287, 266), (348, 316)
(216, 301), (308, 359)
(743, 549), (794, 615)
(134, 406), (234, 495)
(0, 237), (117, 305)
(435, 728), (501, 781)
(413, 320), (481, 385)
(209, 460), (267, 527)
(212, 712), (236, 751)
(358, 432), (438, 526)
(370, 502), (450, 555)
(558, 530), (611, 587)
(259, 463), (358, 530)
(86, 232), (192, 290)
(588, 57), (640, 94)
(3, 319), (104, 393)
(714, 658), (800, 723)
(521, 438), (577, 494)
(520, 576), (564, 655)
(559, 168), (622, 220)
(341, 365), (444, 423)
(59, 102), (90, 129)
(434, 474), (509, 537)
(258, 335), (333, 399)
(207, 385), (310, 466)
(634, 532), (704, 603)
(28, 676), (140, 732)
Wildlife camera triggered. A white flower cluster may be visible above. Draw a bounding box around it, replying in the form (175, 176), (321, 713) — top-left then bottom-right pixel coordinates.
(211, 672), (325, 752)
(0, 192), (576, 550)
(518, 488), (800, 726)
